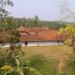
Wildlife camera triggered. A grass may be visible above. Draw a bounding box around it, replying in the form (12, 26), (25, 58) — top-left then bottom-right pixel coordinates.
(21, 45), (73, 75)
(21, 45), (72, 59)
(0, 45), (73, 75)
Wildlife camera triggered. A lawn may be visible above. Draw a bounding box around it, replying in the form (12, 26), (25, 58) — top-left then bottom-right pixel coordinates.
(21, 45), (73, 75)
(0, 45), (73, 75)
(21, 45), (72, 59)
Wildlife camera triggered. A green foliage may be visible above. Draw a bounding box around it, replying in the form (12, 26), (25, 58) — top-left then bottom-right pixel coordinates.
(0, 17), (66, 30)
(48, 21), (63, 29)
(59, 25), (75, 47)
(0, 57), (44, 75)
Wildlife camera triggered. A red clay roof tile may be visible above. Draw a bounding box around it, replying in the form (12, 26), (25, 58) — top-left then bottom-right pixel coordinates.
(18, 26), (64, 42)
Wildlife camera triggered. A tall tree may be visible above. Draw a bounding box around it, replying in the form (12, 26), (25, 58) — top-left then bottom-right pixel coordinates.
(33, 15), (39, 27)
(0, 0), (13, 18)
(0, 0), (13, 30)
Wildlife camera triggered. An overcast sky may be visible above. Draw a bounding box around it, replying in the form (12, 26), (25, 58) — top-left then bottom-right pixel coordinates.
(7, 0), (75, 21)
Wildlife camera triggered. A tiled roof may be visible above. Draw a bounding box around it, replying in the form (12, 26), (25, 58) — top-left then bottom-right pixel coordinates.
(18, 26), (64, 42)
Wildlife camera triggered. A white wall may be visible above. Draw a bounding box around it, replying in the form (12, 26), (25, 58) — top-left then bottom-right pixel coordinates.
(0, 41), (63, 48)
(21, 41), (63, 46)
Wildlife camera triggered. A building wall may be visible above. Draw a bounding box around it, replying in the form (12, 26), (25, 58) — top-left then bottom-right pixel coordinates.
(20, 41), (63, 46)
(0, 41), (63, 48)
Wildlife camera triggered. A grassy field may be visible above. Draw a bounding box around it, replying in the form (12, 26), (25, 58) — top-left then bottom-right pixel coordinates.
(0, 45), (73, 75)
(21, 45), (72, 59)
(21, 45), (73, 75)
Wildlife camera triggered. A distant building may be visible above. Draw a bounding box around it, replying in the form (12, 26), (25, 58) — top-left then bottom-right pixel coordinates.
(17, 26), (64, 46)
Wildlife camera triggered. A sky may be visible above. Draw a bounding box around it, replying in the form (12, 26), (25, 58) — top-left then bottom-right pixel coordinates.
(7, 0), (75, 21)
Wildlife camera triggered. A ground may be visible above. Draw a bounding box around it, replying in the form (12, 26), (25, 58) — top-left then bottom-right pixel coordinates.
(21, 45), (73, 75)
(0, 45), (73, 75)
(21, 45), (72, 59)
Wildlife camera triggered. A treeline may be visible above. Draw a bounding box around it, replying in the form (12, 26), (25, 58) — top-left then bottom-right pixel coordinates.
(0, 16), (74, 30)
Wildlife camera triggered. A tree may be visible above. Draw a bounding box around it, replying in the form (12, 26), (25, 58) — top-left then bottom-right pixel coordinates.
(0, 1), (44, 75)
(59, 25), (75, 49)
(0, 0), (13, 30)
(33, 15), (39, 27)
(0, 0), (13, 18)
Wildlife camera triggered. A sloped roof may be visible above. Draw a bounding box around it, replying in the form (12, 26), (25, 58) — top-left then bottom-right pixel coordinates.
(17, 26), (49, 33)
(18, 26), (64, 42)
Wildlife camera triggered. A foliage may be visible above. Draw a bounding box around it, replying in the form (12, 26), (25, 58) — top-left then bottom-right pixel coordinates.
(59, 25), (75, 47)
(0, 57), (44, 75)
(0, 17), (66, 30)
(0, 0), (13, 18)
